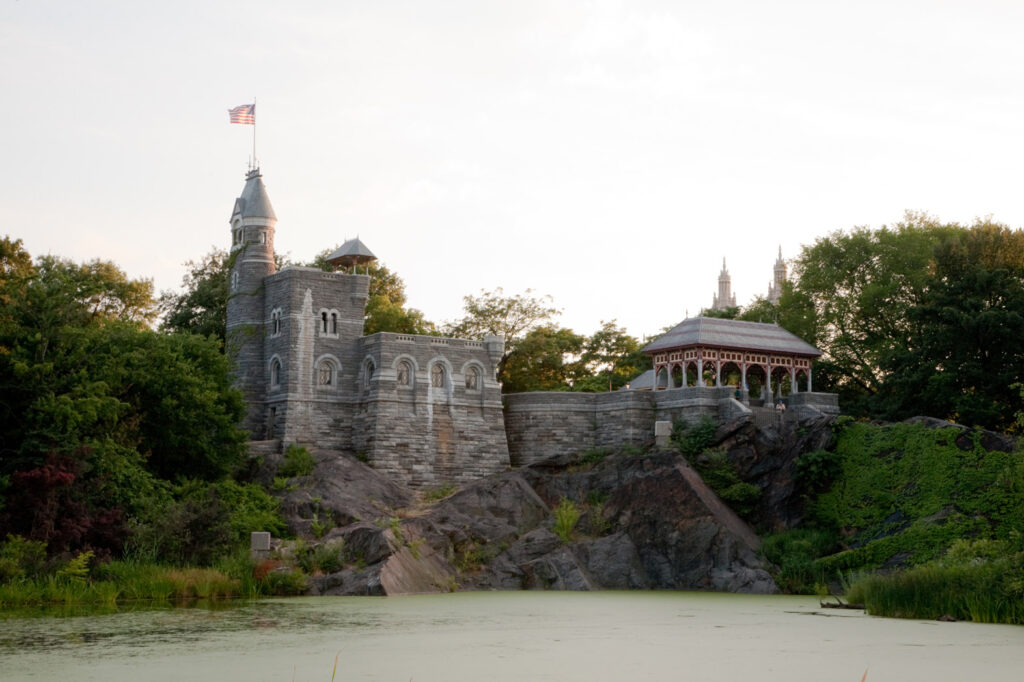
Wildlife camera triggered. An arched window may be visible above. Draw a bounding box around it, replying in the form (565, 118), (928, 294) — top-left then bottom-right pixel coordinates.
(364, 359), (376, 388)
(431, 364), (446, 388)
(230, 270), (239, 292)
(271, 358), (282, 387)
(318, 359), (335, 386)
(271, 309), (282, 336)
(397, 360), (413, 387)
(465, 366), (480, 390)
(321, 312), (328, 334)
(331, 312), (337, 334)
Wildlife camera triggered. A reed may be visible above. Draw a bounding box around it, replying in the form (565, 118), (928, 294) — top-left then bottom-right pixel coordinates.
(0, 558), (304, 606)
(846, 552), (1024, 624)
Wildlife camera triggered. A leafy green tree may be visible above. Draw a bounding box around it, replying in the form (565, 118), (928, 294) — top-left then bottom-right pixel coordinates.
(0, 238), (249, 559)
(501, 325), (584, 393)
(875, 226), (1024, 430)
(787, 214), (958, 411)
(573, 321), (651, 392)
(159, 247), (231, 342)
(446, 288), (561, 383)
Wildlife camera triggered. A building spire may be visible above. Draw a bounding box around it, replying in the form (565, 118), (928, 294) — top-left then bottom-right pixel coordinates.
(768, 246), (788, 304)
(712, 256), (736, 311)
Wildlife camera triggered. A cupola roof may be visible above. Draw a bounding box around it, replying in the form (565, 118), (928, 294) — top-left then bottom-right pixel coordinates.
(231, 169), (277, 221)
(326, 237), (377, 268)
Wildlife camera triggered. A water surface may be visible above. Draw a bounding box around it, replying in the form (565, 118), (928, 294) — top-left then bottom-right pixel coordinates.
(2, 592), (1022, 681)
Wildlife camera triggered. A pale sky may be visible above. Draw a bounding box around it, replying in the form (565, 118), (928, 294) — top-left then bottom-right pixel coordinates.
(3, 0), (1023, 340)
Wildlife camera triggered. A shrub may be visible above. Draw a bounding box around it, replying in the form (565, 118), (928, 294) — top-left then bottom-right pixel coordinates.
(422, 483), (456, 502)
(718, 482), (762, 518)
(553, 498), (581, 543)
(294, 541), (344, 575)
(672, 416), (718, 457)
(0, 534), (48, 582)
(55, 550), (94, 583)
(279, 445), (315, 478)
(795, 448), (842, 496)
(761, 528), (840, 594)
(579, 447), (612, 466)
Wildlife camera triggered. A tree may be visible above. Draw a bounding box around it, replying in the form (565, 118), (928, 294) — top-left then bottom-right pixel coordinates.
(0, 238), (249, 558)
(446, 288), (561, 383)
(572, 320), (651, 392)
(501, 325), (584, 393)
(788, 214), (958, 412)
(874, 226), (1024, 430)
(159, 247), (231, 342)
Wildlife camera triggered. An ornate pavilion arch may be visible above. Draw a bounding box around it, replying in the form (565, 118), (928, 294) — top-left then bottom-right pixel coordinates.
(642, 317), (821, 401)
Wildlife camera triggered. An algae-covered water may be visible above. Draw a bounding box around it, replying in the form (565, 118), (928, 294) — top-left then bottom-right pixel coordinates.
(2, 591), (1023, 681)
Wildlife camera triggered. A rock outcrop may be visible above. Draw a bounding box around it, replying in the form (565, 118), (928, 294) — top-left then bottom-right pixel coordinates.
(272, 435), (797, 596)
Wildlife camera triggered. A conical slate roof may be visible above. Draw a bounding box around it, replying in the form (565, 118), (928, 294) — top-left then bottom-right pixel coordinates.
(326, 237), (377, 268)
(231, 170), (276, 221)
(643, 316), (822, 357)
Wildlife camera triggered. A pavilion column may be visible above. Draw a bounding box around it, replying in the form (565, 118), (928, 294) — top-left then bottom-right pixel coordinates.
(741, 363), (748, 389)
(791, 366), (798, 393)
(680, 363), (687, 388)
(765, 367), (772, 401)
(697, 358), (704, 387)
(715, 362), (722, 387)
(808, 368), (813, 392)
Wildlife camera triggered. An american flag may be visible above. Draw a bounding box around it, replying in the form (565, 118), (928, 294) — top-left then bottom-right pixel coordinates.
(228, 104), (255, 125)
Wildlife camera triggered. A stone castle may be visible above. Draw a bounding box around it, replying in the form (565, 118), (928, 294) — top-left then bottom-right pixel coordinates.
(226, 169), (509, 487)
(226, 170), (837, 487)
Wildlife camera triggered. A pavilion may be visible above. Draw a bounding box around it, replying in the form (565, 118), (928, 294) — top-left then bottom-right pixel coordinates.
(641, 317), (822, 401)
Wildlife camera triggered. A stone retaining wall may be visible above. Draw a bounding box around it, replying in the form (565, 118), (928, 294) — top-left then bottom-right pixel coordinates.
(506, 388), (836, 466)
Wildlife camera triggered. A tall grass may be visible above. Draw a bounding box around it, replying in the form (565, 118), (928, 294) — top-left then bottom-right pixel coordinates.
(846, 544), (1024, 624)
(0, 552), (308, 607)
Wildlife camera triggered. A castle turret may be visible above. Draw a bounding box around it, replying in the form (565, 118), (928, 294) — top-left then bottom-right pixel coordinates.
(227, 169), (277, 436)
(712, 257), (736, 311)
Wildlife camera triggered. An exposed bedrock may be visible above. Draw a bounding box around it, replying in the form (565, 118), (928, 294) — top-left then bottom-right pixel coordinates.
(277, 422), (827, 596)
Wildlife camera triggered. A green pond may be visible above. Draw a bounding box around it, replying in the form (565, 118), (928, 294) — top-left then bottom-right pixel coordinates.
(2, 592), (1023, 681)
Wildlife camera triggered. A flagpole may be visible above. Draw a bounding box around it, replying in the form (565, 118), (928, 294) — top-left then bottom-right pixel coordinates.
(252, 97), (257, 170)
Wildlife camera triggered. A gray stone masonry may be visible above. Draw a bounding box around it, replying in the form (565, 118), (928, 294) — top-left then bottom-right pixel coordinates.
(786, 392), (840, 419)
(505, 387), (837, 466)
(352, 332), (510, 488)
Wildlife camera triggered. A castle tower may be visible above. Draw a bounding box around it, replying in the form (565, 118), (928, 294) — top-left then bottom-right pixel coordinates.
(226, 169), (277, 436)
(712, 258), (736, 311)
(767, 246), (787, 304)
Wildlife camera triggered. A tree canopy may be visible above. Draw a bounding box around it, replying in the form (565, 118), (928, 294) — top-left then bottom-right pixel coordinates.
(723, 215), (1024, 430)
(0, 237), (258, 560)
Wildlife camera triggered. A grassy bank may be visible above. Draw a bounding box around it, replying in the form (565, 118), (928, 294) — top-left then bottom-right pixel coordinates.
(757, 420), (1024, 624)
(846, 540), (1024, 624)
(0, 553), (307, 607)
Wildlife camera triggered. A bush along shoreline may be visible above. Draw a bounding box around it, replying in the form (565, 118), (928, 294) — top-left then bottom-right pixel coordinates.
(0, 541), (307, 608)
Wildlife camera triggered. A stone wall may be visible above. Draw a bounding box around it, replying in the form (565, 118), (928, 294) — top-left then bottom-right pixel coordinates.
(787, 392), (840, 418)
(506, 387), (836, 466)
(354, 332), (510, 488)
(263, 267), (370, 447)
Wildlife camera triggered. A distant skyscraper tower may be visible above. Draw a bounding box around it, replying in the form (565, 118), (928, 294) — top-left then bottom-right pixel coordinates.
(712, 258), (736, 311)
(767, 246), (787, 304)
